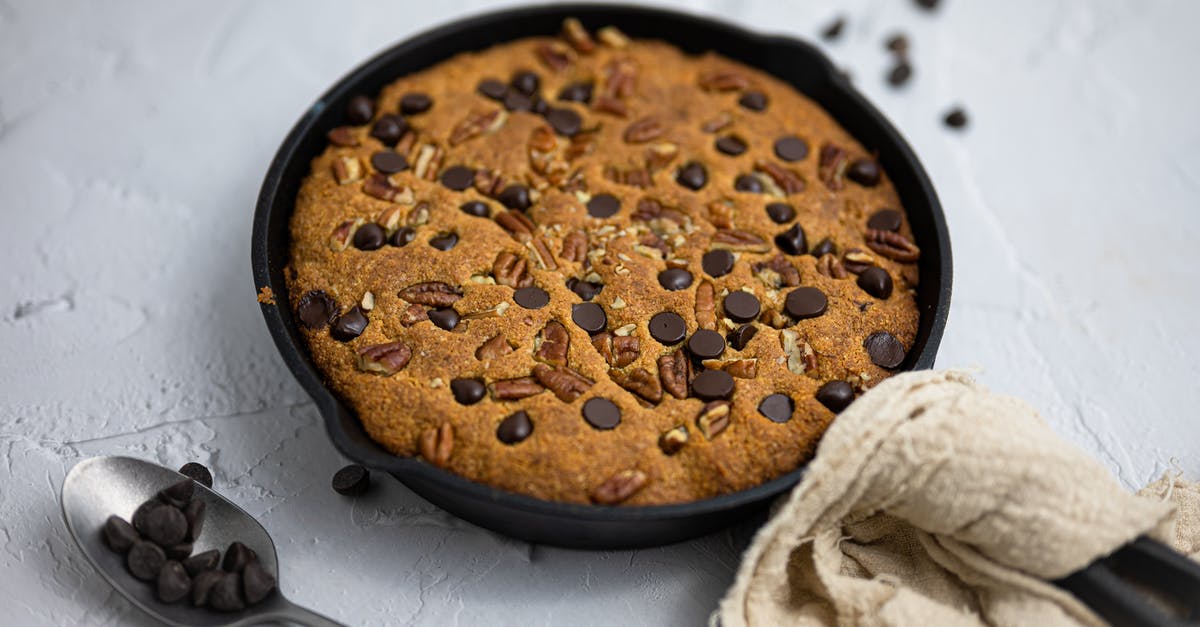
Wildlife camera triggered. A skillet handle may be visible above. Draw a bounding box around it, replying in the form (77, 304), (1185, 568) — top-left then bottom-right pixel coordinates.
(1054, 536), (1200, 626)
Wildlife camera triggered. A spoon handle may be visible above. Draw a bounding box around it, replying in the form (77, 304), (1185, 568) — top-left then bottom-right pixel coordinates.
(262, 598), (344, 627)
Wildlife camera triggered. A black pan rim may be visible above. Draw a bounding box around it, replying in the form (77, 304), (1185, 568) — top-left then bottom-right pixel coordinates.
(252, 3), (952, 525)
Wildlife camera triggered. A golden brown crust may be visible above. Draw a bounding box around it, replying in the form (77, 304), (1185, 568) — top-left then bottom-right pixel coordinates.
(286, 25), (920, 505)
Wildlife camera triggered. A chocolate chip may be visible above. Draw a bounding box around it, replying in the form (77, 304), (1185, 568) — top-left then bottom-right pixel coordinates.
(183, 549), (220, 576)
(514, 286), (550, 309)
(370, 150), (408, 174)
(222, 542), (255, 573)
(687, 329), (726, 359)
(103, 515), (138, 553)
(775, 223), (807, 255)
(178, 462), (213, 489)
(498, 184), (531, 210)
(242, 560), (275, 605)
(439, 165), (475, 191)
(867, 209), (903, 232)
(460, 200), (490, 217)
(566, 277), (603, 301)
(648, 312), (686, 345)
(429, 232), (458, 251)
(503, 90), (533, 112)
(658, 268), (693, 291)
(209, 573), (245, 612)
(558, 81), (594, 103)
(675, 161), (708, 191)
(739, 91), (768, 111)
(885, 33), (909, 55)
(785, 287), (828, 319)
(352, 223), (386, 250)
(158, 478), (194, 508)
(399, 92), (432, 115)
(915, 0), (940, 10)
(944, 107), (968, 129)
(571, 302), (607, 334)
(734, 174), (763, 193)
(497, 411), (534, 444)
(702, 249), (734, 277)
(369, 114), (407, 146)
(477, 78), (508, 101)
(331, 464), (370, 496)
(191, 569), (223, 607)
(715, 135), (747, 156)
(811, 238), (836, 258)
(428, 307), (460, 331)
(330, 306), (368, 341)
(765, 202), (796, 224)
(582, 398), (621, 430)
(143, 503), (188, 546)
(389, 226), (415, 247)
(184, 499), (205, 542)
(724, 291), (761, 323)
(758, 393), (794, 423)
(847, 159), (881, 186)
(587, 193), (620, 218)
(297, 290), (337, 330)
(511, 70), (540, 95)
(773, 136), (809, 162)
(155, 560), (191, 603)
(822, 16), (846, 41)
(346, 95), (374, 125)
(131, 500), (159, 535)
(127, 540), (166, 581)
(727, 324), (758, 350)
(888, 62), (913, 87)
(816, 381), (855, 412)
(857, 267), (894, 300)
(165, 542), (192, 560)
(864, 331), (906, 368)
(546, 108), (582, 137)
(692, 370), (734, 400)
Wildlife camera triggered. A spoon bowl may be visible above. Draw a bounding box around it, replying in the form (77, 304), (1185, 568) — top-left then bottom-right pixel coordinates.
(61, 456), (339, 627)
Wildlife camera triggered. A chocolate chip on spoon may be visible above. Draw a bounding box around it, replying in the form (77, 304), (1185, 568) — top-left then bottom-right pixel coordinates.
(165, 542), (193, 560)
(223, 542), (256, 574)
(209, 573), (245, 612)
(157, 478), (194, 508)
(156, 561), (191, 604)
(127, 540), (166, 581)
(143, 503), (188, 547)
(191, 570), (223, 607)
(103, 515), (139, 553)
(183, 550), (221, 576)
(242, 560), (276, 605)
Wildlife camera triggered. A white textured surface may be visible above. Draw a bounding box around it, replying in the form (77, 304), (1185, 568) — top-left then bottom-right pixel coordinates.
(2, 1), (1197, 624)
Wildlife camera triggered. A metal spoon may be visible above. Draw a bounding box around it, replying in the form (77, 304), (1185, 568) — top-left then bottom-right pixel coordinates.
(61, 455), (341, 626)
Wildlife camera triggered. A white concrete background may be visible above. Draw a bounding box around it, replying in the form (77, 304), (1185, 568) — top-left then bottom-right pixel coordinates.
(2, 0), (1197, 624)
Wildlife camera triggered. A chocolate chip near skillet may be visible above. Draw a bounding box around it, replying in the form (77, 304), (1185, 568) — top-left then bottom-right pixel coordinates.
(675, 161), (708, 191)
(822, 16), (846, 41)
(297, 290), (337, 330)
(460, 200), (490, 217)
(867, 209), (903, 232)
(330, 306), (368, 341)
(400, 92), (433, 115)
(514, 286), (550, 309)
(178, 462), (213, 489)
(439, 165), (475, 191)
(847, 159), (881, 186)
(785, 287), (828, 319)
(103, 515), (138, 553)
(498, 184), (531, 210)
(546, 108), (582, 137)
(209, 573), (245, 612)
(864, 331), (907, 368)
(370, 150), (408, 174)
(687, 329), (726, 359)
(428, 307), (460, 331)
(511, 70), (540, 95)
(369, 114), (407, 146)
(587, 193), (620, 218)
(739, 91), (768, 111)
(888, 62), (913, 87)
(885, 33), (910, 55)
(734, 174), (763, 193)
(658, 268), (693, 291)
(858, 267), (894, 299)
(143, 502), (188, 546)
(497, 410), (534, 444)
(582, 398), (621, 430)
(648, 311), (686, 345)
(566, 277), (603, 301)
(811, 237), (836, 258)
(816, 380), (855, 412)
(558, 81), (594, 103)
(183, 549), (220, 576)
(331, 464), (371, 496)
(127, 540), (166, 581)
(156, 561), (191, 603)
(724, 291), (761, 323)
(727, 323), (758, 350)
(775, 223), (807, 255)
(758, 393), (794, 423)
(944, 107), (969, 129)
(390, 226), (415, 247)
(692, 369), (734, 400)
(345, 95), (374, 125)
(715, 135), (747, 156)
(765, 202), (796, 224)
(352, 223), (385, 250)
(773, 136), (809, 162)
(702, 249), (734, 277)
(572, 302), (607, 334)
(429, 232), (458, 251)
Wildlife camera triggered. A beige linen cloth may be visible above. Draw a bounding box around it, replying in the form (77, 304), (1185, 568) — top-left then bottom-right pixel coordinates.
(718, 370), (1199, 626)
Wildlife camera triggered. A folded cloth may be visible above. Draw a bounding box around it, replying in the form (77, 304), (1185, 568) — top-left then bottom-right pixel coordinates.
(718, 370), (1198, 626)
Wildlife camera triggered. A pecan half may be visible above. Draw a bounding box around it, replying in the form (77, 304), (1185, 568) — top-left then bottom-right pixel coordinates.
(637, 232), (670, 259)
(603, 165), (651, 188)
(753, 255), (800, 288)
(593, 95), (628, 118)
(659, 426), (689, 455)
(476, 334), (515, 360)
(534, 320), (570, 367)
(407, 201), (430, 226)
(412, 144), (444, 181)
(817, 253), (848, 279)
(695, 281), (717, 330)
(398, 282), (462, 307)
(700, 111), (734, 133)
(623, 116), (665, 144)
(755, 160), (806, 195)
(495, 209), (535, 242)
(698, 69), (749, 92)
(493, 251), (533, 288)
(419, 423), (454, 467)
(842, 248), (876, 274)
(632, 198), (688, 227)
(449, 108), (506, 146)
(327, 126), (359, 147)
(644, 142), (680, 172)
(529, 236), (558, 271)
(537, 41), (574, 71)
(611, 367), (662, 405)
(864, 229), (921, 262)
(560, 230), (588, 263)
(597, 26), (629, 49)
(362, 173), (413, 203)
(474, 168), (507, 198)
(781, 329), (817, 375)
(376, 205), (403, 232)
(489, 376), (545, 400)
(592, 332), (639, 368)
(356, 341), (412, 375)
(711, 229), (772, 253)
(532, 364), (593, 402)
(562, 17), (595, 53)
(707, 201), (735, 230)
(705, 358), (757, 379)
(818, 143), (848, 190)
(565, 130), (598, 162)
(332, 156), (363, 185)
(658, 351), (693, 400)
(329, 219), (362, 251)
(591, 469), (647, 505)
(400, 303), (428, 326)
(696, 401), (731, 439)
(603, 57), (637, 98)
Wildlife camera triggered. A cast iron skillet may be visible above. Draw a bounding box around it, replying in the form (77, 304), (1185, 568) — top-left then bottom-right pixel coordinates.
(252, 4), (951, 549)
